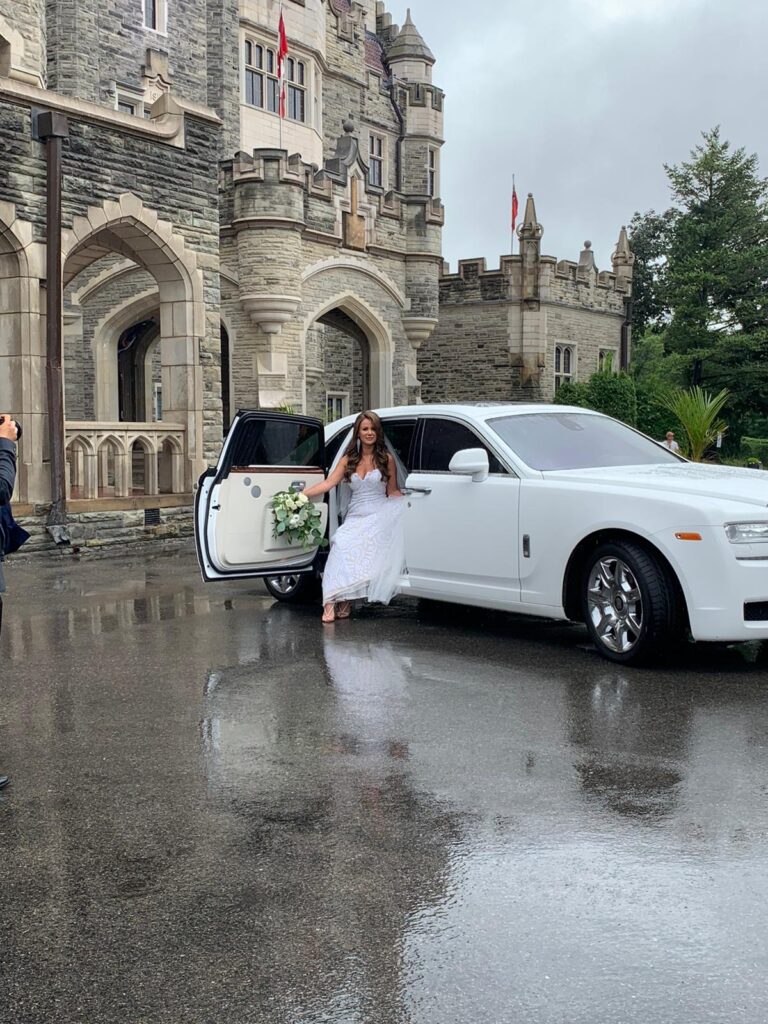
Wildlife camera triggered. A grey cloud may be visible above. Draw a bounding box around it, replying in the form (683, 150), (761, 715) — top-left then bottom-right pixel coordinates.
(387, 0), (768, 271)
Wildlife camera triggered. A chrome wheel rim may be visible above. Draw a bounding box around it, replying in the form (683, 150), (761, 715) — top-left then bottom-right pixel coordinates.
(268, 574), (300, 595)
(586, 556), (643, 654)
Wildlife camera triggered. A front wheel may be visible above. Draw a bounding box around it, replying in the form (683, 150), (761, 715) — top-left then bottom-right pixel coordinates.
(263, 573), (320, 604)
(581, 540), (682, 665)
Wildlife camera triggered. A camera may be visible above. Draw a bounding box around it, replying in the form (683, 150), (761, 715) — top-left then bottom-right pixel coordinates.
(0, 416), (22, 441)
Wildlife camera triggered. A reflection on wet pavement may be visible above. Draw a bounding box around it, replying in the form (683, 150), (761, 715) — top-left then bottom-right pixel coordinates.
(1, 551), (768, 1023)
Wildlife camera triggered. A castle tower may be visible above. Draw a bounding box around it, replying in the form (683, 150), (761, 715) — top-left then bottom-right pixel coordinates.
(383, 8), (445, 382)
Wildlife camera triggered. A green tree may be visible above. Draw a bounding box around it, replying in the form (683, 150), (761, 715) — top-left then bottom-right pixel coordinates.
(555, 369), (637, 427)
(665, 128), (768, 356)
(627, 209), (674, 337)
(628, 128), (768, 447)
(661, 386), (730, 462)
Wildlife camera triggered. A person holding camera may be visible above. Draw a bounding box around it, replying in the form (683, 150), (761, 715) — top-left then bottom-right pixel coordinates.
(0, 413), (21, 791)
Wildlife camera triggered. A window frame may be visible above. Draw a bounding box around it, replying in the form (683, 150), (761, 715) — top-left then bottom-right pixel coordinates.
(115, 87), (146, 118)
(243, 38), (279, 114)
(325, 392), (348, 423)
(598, 348), (616, 373)
(143, 0), (167, 34)
(554, 343), (576, 391)
(427, 146), (439, 198)
(413, 416), (511, 476)
(242, 36), (308, 123)
(369, 133), (385, 189)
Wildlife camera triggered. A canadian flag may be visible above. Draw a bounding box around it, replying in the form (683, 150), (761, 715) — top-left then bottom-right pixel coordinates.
(278, 8), (288, 118)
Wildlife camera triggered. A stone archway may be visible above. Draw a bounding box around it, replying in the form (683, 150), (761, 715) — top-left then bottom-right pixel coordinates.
(62, 193), (206, 489)
(89, 286), (161, 422)
(301, 292), (395, 413)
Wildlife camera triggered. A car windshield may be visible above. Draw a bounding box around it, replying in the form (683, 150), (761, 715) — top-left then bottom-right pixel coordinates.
(487, 412), (683, 471)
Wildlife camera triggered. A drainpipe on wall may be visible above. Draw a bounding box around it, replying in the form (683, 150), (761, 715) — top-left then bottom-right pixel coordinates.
(34, 109), (71, 545)
(388, 77), (405, 192)
(620, 295), (633, 372)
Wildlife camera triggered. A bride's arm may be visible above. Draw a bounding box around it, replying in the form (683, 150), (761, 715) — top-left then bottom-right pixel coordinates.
(302, 456), (348, 499)
(386, 454), (403, 498)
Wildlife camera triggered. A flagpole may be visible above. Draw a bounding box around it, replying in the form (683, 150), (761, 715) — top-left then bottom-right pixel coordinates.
(511, 173), (515, 256)
(278, 0), (284, 152)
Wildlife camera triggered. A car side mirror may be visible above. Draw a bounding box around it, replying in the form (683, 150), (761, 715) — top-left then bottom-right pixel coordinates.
(448, 448), (489, 482)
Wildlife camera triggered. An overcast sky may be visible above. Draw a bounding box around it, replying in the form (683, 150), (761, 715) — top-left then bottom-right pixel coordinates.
(387, 0), (768, 272)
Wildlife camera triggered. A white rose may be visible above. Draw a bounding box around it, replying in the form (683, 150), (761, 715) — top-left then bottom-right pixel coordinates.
(289, 514), (301, 527)
(298, 493), (309, 504)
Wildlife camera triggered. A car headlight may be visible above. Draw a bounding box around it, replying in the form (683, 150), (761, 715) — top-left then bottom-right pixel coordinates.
(725, 522), (768, 544)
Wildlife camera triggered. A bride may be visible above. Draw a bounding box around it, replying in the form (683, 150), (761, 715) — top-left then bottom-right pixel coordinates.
(302, 411), (405, 623)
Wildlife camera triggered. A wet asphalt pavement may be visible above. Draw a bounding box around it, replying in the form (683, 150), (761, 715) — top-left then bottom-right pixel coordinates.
(1, 548), (768, 1024)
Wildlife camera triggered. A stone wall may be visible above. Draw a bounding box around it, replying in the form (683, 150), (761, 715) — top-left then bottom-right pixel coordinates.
(45, 0), (211, 108)
(421, 253), (628, 404)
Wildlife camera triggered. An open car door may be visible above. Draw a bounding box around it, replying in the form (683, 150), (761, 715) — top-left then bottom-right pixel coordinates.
(195, 411), (327, 582)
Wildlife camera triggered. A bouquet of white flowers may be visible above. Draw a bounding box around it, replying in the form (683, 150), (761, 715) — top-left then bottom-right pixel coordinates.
(271, 489), (327, 551)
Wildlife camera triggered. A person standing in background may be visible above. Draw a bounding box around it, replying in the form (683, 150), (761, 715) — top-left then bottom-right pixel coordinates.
(662, 431), (680, 453)
(0, 413), (21, 791)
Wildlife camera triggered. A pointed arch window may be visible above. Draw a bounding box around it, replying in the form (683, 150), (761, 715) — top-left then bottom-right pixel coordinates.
(554, 344), (575, 390)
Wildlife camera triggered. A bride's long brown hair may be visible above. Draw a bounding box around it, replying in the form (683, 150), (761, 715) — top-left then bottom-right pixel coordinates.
(343, 411), (390, 482)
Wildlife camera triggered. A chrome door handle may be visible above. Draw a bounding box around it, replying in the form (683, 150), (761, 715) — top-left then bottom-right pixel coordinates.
(403, 486), (432, 495)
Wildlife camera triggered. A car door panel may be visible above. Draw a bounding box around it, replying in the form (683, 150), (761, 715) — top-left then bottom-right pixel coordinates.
(212, 467), (327, 567)
(402, 417), (521, 606)
(196, 411), (327, 582)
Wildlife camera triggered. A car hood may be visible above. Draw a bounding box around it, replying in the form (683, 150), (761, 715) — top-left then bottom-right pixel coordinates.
(542, 463), (768, 509)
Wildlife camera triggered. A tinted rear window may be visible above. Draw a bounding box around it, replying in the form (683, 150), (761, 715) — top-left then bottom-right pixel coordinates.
(487, 413), (682, 471)
(226, 418), (323, 470)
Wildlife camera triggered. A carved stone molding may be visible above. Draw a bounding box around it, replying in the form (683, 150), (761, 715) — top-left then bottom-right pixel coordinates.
(402, 316), (438, 349)
(241, 294), (301, 335)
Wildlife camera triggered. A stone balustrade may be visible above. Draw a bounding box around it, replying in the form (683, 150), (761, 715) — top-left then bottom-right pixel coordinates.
(65, 422), (186, 500)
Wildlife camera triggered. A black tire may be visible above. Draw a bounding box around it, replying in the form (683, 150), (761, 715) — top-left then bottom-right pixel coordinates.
(580, 540), (682, 665)
(263, 573), (320, 604)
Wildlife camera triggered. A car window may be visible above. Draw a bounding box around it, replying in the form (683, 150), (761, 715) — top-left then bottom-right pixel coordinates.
(417, 418), (505, 474)
(226, 417), (323, 471)
(487, 412), (684, 471)
(382, 419), (417, 471)
(325, 427), (351, 469)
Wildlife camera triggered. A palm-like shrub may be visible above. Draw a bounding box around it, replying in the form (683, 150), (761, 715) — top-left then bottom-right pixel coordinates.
(661, 386), (729, 461)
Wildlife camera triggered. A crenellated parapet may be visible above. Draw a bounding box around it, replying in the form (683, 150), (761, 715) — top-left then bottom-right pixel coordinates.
(421, 199), (635, 406)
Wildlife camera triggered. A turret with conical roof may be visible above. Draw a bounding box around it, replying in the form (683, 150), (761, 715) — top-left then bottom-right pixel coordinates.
(377, 2), (444, 381)
(384, 7), (435, 84)
(387, 8), (435, 67)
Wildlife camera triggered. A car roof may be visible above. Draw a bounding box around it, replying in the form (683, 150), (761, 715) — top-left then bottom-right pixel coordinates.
(327, 403), (604, 429)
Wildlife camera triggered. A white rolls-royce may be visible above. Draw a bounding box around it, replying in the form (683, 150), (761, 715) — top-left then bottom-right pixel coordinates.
(195, 404), (768, 665)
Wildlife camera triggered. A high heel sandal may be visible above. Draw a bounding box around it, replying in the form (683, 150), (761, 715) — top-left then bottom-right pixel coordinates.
(336, 601), (352, 619)
(322, 603), (336, 623)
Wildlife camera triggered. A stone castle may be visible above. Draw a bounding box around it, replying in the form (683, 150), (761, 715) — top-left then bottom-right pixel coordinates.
(0, 0), (632, 549)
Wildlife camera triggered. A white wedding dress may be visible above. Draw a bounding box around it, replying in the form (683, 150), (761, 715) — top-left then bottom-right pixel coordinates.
(322, 469), (405, 605)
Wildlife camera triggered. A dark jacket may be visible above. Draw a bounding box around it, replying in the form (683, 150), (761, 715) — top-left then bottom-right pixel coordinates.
(0, 438), (17, 590)
(0, 438), (15, 506)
